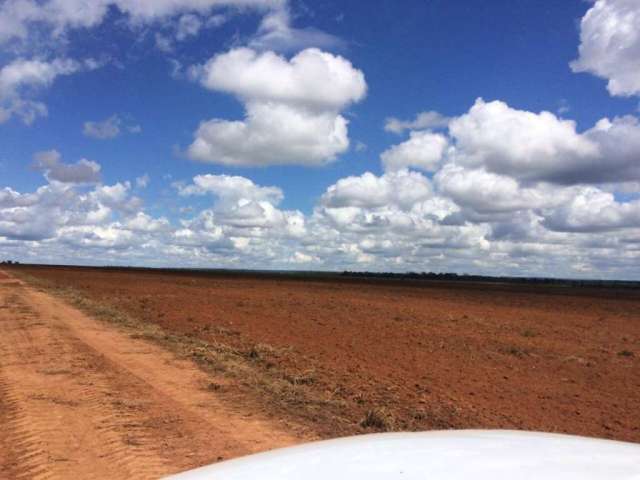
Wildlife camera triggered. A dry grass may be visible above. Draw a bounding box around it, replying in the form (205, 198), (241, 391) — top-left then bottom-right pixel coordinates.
(360, 408), (395, 431)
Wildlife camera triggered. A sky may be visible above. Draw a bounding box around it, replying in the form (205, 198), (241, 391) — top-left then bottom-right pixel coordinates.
(0, 0), (640, 279)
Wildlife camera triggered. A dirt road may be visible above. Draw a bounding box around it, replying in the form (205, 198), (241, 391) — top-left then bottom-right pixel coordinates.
(0, 270), (302, 479)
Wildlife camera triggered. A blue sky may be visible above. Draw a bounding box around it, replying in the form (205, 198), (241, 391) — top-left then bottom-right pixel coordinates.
(1, 0), (640, 279)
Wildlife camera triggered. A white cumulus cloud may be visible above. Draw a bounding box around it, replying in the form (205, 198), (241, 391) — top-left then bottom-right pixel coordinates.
(447, 98), (599, 184)
(571, 0), (640, 97)
(177, 173), (284, 205)
(391, 99), (640, 186)
(541, 187), (640, 233)
(191, 47), (366, 110)
(187, 47), (366, 166)
(188, 103), (350, 167)
(381, 130), (448, 172)
(321, 169), (434, 210)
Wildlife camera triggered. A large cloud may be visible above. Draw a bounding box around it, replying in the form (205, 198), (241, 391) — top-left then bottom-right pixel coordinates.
(388, 99), (640, 186)
(176, 173), (305, 238)
(0, 180), (141, 242)
(193, 47), (366, 110)
(381, 99), (640, 230)
(0, 156), (164, 257)
(310, 169), (488, 267)
(320, 169), (434, 210)
(541, 187), (640, 233)
(446, 99), (600, 184)
(188, 102), (350, 166)
(434, 164), (551, 215)
(177, 173), (283, 204)
(571, 0), (640, 97)
(187, 47), (366, 166)
(581, 116), (640, 184)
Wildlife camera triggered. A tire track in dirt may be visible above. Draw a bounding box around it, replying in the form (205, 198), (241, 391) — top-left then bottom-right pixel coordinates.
(0, 289), (49, 480)
(0, 284), (169, 479)
(0, 272), (303, 479)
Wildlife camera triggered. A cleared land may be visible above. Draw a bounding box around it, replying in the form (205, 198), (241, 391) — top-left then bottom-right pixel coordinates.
(0, 269), (304, 479)
(1, 265), (639, 477)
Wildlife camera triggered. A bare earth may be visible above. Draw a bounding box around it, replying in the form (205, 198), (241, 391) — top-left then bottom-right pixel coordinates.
(0, 270), (303, 479)
(1, 265), (639, 478)
(11, 266), (640, 441)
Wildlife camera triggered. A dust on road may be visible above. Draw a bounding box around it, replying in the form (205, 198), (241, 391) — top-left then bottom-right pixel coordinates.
(0, 270), (302, 479)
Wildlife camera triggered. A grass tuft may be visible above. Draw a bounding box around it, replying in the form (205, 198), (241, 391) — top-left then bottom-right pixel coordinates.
(360, 407), (394, 431)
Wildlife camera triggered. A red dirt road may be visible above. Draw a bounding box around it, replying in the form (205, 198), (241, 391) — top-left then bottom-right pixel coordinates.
(0, 270), (303, 479)
(12, 266), (640, 444)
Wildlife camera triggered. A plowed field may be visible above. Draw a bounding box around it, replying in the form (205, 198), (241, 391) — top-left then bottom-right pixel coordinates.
(3, 265), (639, 478)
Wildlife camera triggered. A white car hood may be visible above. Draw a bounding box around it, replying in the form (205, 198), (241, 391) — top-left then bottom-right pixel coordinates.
(166, 430), (640, 479)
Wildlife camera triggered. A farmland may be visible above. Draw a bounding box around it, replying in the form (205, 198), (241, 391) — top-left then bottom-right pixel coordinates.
(8, 265), (639, 443)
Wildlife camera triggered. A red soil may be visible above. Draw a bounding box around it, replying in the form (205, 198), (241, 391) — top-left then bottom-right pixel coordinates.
(15, 266), (640, 442)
